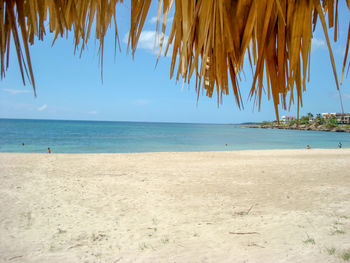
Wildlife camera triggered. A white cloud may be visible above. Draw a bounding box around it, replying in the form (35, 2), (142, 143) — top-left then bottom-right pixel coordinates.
(88, 110), (97, 115)
(132, 99), (150, 106)
(37, 104), (47, 111)
(149, 16), (158, 24)
(149, 16), (173, 24)
(3, 88), (31, 94)
(335, 46), (345, 56)
(123, 30), (171, 56)
(311, 37), (326, 50)
(331, 92), (350, 100)
(343, 93), (350, 99)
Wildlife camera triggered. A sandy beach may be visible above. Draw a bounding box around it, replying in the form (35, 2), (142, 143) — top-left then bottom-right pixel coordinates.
(0, 149), (350, 262)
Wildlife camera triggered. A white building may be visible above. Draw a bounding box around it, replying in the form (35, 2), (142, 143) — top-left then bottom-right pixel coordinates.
(322, 113), (350, 124)
(281, 116), (296, 122)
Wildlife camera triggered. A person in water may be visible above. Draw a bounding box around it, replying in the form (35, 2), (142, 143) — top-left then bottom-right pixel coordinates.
(338, 142), (342, 149)
(48, 147), (51, 153)
(306, 145), (311, 149)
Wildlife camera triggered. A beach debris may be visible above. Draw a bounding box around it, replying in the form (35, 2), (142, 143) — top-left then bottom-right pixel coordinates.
(139, 242), (149, 251)
(57, 228), (67, 234)
(91, 233), (108, 242)
(303, 232), (316, 245)
(247, 242), (265, 248)
(303, 237), (315, 245)
(8, 256), (23, 261)
(229, 232), (260, 235)
(22, 211), (32, 229)
(68, 243), (85, 249)
(234, 204), (256, 216)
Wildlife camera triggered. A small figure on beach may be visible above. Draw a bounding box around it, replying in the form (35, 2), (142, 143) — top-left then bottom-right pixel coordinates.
(306, 145), (311, 149)
(338, 142), (342, 149)
(48, 147), (51, 154)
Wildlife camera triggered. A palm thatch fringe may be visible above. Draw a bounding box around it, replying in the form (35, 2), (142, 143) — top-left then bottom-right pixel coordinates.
(0, 0), (349, 119)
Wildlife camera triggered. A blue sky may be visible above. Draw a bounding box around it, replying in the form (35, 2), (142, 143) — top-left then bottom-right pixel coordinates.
(0, 2), (349, 124)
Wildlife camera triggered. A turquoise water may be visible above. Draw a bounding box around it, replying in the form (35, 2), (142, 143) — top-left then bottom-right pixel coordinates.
(0, 119), (349, 153)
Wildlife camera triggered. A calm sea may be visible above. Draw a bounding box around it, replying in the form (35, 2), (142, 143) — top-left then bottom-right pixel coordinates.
(0, 119), (349, 153)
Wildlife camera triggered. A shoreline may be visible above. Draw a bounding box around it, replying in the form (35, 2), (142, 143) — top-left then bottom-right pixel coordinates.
(1, 150), (350, 262)
(1, 147), (349, 154)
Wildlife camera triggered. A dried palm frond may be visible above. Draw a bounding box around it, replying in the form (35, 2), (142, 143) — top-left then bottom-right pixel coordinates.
(0, 0), (122, 94)
(341, 22), (350, 84)
(0, 0), (349, 119)
(152, 0), (349, 119)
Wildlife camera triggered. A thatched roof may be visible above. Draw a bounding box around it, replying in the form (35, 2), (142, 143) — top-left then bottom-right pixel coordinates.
(1, 0), (350, 120)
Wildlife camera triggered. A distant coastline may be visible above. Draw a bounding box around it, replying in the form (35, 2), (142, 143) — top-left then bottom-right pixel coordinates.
(246, 123), (350, 133)
(244, 113), (350, 133)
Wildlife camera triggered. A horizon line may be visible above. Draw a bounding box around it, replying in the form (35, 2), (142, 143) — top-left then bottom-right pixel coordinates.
(0, 117), (252, 126)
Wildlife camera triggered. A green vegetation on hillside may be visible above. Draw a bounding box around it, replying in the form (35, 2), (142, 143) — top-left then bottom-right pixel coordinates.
(253, 113), (350, 132)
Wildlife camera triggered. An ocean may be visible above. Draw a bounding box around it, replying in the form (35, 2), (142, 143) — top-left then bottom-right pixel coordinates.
(0, 119), (349, 153)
